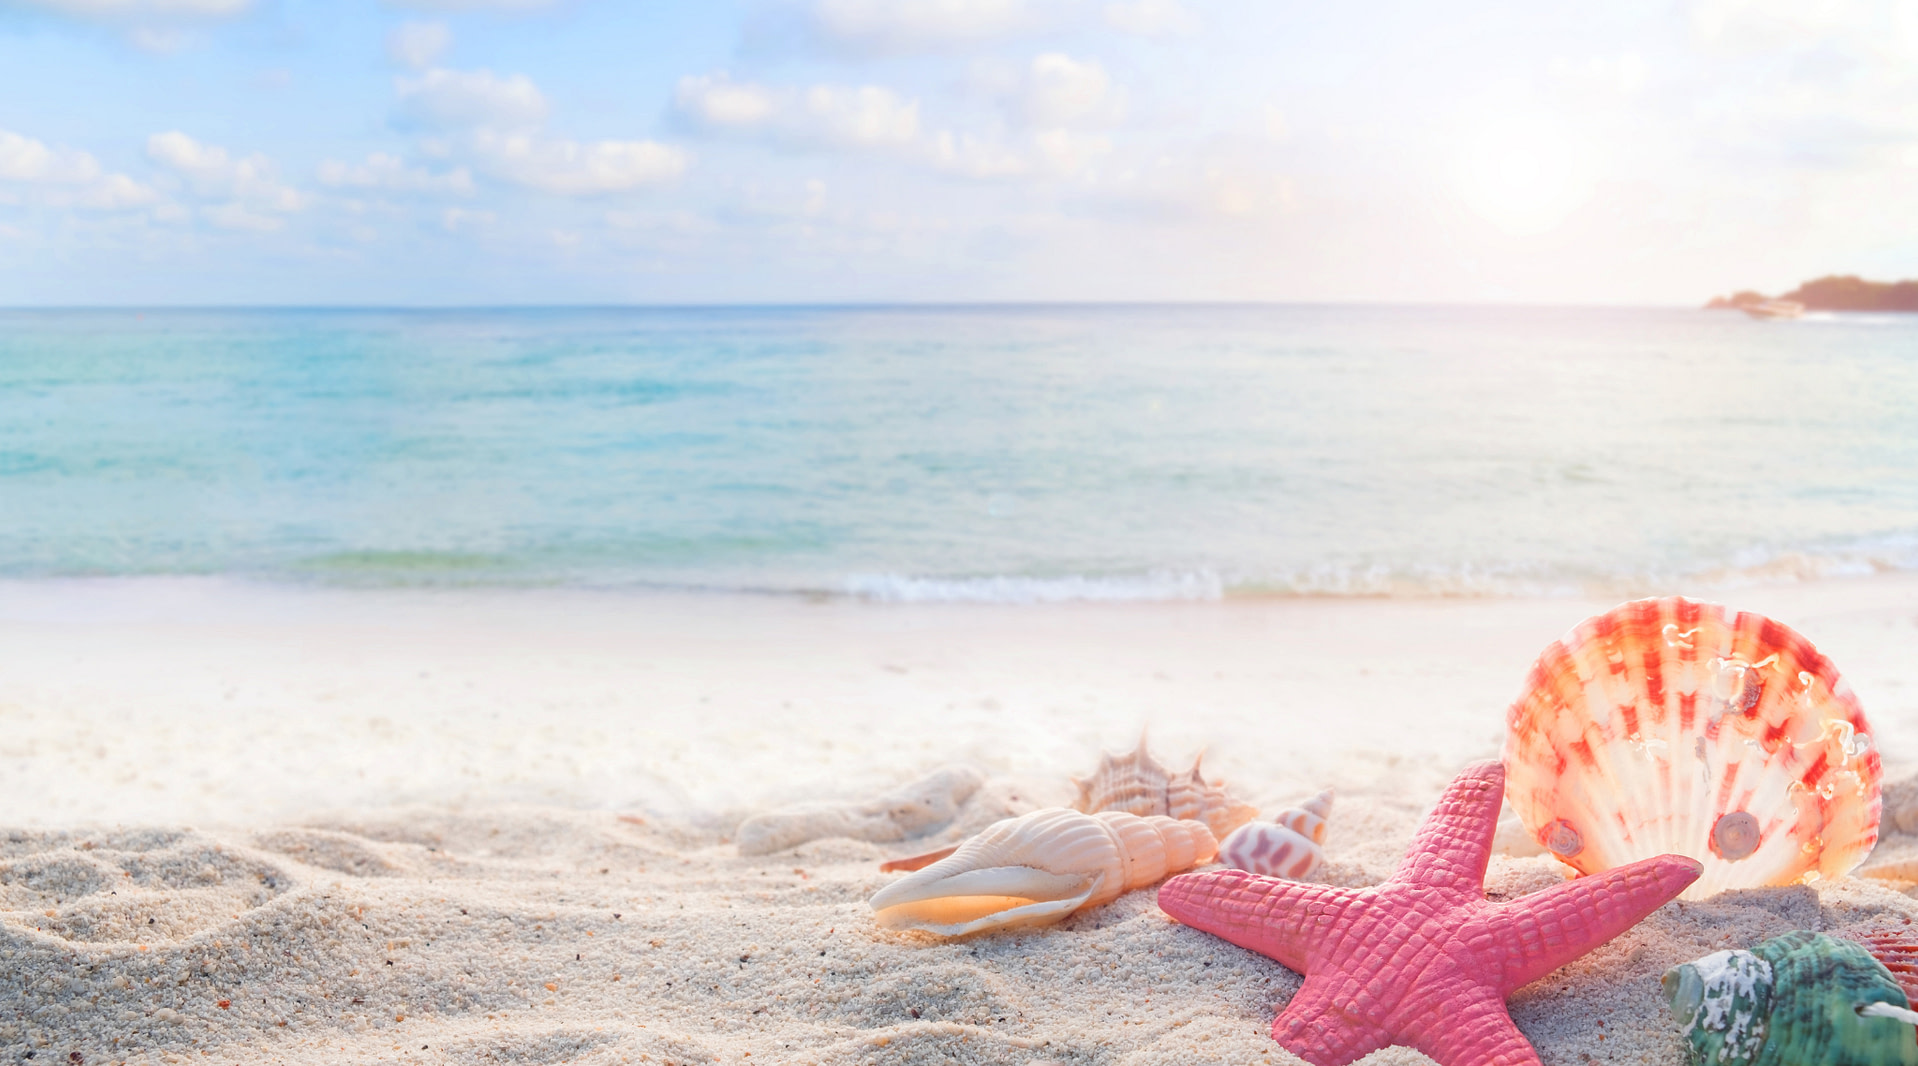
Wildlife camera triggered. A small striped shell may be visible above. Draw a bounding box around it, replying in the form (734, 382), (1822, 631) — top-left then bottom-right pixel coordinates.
(1276, 788), (1332, 844)
(1504, 597), (1882, 900)
(1219, 823), (1321, 879)
(869, 807), (1217, 937)
(1071, 739), (1257, 839)
(1218, 789), (1333, 880)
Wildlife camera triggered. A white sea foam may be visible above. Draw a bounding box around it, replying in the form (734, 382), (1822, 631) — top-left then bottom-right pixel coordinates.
(840, 535), (1918, 604)
(843, 570), (1226, 603)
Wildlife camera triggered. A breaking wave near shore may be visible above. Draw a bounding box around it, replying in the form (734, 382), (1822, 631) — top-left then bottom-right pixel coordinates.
(3, 303), (1916, 601)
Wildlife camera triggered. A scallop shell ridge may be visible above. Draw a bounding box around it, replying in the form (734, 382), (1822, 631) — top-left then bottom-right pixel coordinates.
(1503, 596), (1882, 900)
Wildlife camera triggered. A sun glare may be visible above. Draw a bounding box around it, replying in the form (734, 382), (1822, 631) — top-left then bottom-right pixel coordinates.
(1454, 120), (1595, 236)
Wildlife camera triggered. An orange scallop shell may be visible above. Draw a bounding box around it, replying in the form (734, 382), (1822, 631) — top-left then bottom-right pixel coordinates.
(1503, 596), (1881, 900)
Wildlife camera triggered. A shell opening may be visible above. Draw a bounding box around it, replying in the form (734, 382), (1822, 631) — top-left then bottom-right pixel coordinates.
(1663, 965), (1705, 1029)
(1711, 811), (1762, 861)
(876, 893), (1082, 931)
(870, 867), (1098, 937)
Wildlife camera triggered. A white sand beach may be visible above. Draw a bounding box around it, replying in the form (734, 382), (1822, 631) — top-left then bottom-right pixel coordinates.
(6, 575), (1918, 1064)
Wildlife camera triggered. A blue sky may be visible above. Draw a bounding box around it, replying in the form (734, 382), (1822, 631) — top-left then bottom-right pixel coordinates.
(1, 0), (1915, 304)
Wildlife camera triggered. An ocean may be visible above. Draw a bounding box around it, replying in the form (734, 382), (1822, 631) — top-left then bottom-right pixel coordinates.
(2, 304), (1915, 601)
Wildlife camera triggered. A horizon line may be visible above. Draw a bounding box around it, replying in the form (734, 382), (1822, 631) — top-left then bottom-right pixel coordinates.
(0, 298), (1712, 313)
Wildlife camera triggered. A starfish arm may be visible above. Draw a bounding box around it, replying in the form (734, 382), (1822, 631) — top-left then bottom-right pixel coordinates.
(1386, 760), (1505, 896)
(1157, 869), (1362, 973)
(1403, 985), (1543, 1066)
(1492, 853), (1702, 992)
(1268, 974), (1395, 1066)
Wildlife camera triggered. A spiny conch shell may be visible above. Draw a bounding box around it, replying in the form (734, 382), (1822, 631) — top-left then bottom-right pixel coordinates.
(869, 807), (1217, 938)
(1070, 737), (1257, 839)
(1663, 931), (1918, 1065)
(1503, 596), (1882, 901)
(1218, 789), (1332, 880)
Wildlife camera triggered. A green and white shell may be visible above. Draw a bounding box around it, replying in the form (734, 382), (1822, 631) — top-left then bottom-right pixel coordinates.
(1664, 931), (1918, 1066)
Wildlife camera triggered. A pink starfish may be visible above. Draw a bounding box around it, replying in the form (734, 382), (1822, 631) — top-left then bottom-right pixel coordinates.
(1158, 760), (1700, 1066)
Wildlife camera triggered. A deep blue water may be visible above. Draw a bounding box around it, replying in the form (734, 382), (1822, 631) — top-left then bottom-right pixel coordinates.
(2, 305), (1915, 599)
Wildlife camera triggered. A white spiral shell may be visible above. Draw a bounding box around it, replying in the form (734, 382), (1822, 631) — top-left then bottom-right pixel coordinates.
(869, 807), (1218, 937)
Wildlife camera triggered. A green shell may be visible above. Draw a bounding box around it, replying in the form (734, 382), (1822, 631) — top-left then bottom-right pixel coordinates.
(1665, 931), (1918, 1066)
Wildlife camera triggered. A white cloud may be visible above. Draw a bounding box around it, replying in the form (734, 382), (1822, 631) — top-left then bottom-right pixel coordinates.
(793, 0), (1188, 54)
(12, 0), (251, 48)
(799, 85), (921, 148)
(1022, 53), (1120, 126)
(201, 202), (285, 231)
(803, 0), (1062, 54)
(395, 67), (548, 130)
(1691, 0), (1915, 53)
(0, 129), (103, 184)
(928, 130), (1031, 178)
(1032, 127), (1112, 173)
(470, 129), (687, 194)
(0, 128), (161, 209)
(928, 127), (1110, 179)
(69, 172), (163, 209)
(388, 20), (451, 69)
(675, 73), (920, 150)
(440, 207), (496, 232)
(1102, 0), (1196, 36)
(674, 73), (779, 129)
(388, 0), (558, 9)
(11, 0), (250, 16)
(1671, 0), (1918, 176)
(317, 152), (475, 195)
(146, 131), (304, 210)
(126, 26), (190, 50)
(675, 69), (1117, 183)
(379, 66), (691, 199)
(602, 208), (710, 234)
(1085, 158), (1296, 222)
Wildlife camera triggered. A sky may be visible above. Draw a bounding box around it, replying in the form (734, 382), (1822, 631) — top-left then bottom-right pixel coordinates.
(0, 0), (1915, 305)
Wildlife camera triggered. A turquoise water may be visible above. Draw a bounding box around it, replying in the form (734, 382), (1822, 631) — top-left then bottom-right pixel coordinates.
(2, 305), (1915, 599)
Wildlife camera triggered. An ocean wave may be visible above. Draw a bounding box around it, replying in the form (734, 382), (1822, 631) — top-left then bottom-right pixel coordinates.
(835, 538), (1918, 604)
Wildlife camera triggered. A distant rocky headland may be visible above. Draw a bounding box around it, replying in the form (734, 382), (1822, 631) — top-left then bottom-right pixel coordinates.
(1707, 275), (1918, 311)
